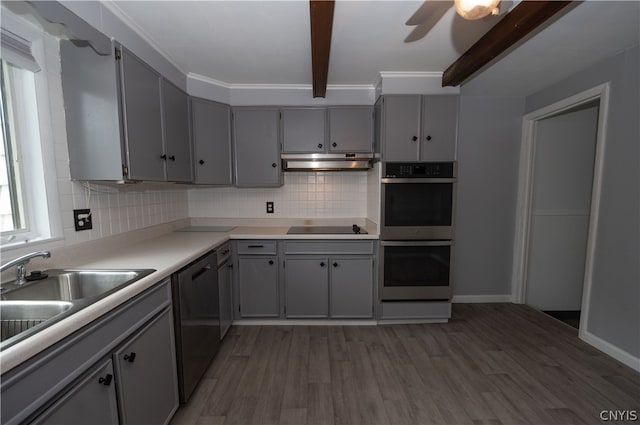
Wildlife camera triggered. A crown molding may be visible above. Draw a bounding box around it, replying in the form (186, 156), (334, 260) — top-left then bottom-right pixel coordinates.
(378, 71), (460, 95)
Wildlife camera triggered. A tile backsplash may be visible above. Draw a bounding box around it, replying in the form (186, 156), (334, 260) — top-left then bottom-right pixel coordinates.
(189, 172), (369, 218)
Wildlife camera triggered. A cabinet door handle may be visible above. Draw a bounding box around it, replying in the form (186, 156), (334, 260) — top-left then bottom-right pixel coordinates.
(199, 159), (205, 165)
(272, 162), (278, 168)
(268, 260), (274, 265)
(317, 143), (323, 149)
(333, 262), (338, 267)
(98, 374), (113, 386)
(160, 154), (167, 160)
(332, 142), (337, 148)
(124, 352), (136, 363)
(192, 264), (211, 280)
(320, 262), (326, 267)
(412, 136), (418, 141)
(169, 155), (176, 161)
(426, 135), (432, 141)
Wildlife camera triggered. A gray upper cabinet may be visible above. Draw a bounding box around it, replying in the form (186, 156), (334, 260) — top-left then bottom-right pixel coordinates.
(119, 47), (165, 181)
(420, 95), (458, 161)
(61, 41), (193, 182)
(382, 95), (422, 161)
(161, 80), (192, 182)
(328, 107), (374, 152)
(192, 98), (233, 185)
(233, 108), (282, 187)
(281, 108), (326, 153)
(381, 95), (458, 161)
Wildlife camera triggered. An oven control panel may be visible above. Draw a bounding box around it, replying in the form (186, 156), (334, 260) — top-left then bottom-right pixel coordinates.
(384, 162), (455, 178)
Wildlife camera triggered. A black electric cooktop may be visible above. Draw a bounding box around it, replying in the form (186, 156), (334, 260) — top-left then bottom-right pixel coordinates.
(287, 225), (367, 235)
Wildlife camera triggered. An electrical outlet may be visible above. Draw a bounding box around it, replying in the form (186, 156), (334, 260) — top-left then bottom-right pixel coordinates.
(74, 209), (92, 231)
(266, 201), (274, 214)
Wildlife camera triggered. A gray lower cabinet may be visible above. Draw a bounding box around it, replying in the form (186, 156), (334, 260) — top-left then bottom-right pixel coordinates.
(237, 256), (279, 318)
(218, 259), (233, 338)
(283, 241), (375, 319)
(233, 108), (282, 187)
(1, 280), (178, 425)
(192, 98), (233, 185)
(31, 359), (119, 425)
(284, 257), (329, 318)
(330, 257), (374, 318)
(114, 308), (178, 425)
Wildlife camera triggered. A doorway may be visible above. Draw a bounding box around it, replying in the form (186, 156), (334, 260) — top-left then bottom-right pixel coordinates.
(511, 83), (610, 335)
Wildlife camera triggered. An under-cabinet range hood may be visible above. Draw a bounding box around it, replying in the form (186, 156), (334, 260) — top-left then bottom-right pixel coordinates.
(281, 153), (374, 171)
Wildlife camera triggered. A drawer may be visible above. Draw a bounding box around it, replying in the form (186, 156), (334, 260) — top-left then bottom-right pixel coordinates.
(236, 240), (277, 255)
(284, 240), (374, 255)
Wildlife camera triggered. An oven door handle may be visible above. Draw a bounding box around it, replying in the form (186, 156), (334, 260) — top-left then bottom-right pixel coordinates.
(380, 240), (454, 247)
(381, 178), (456, 183)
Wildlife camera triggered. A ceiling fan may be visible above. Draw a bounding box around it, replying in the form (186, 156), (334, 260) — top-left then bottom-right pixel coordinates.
(405, 0), (509, 43)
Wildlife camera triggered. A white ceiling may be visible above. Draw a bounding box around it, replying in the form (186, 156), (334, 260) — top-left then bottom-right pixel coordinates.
(107, 0), (639, 95)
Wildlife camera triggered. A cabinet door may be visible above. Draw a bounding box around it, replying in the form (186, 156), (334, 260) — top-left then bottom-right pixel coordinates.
(192, 98), (233, 185)
(420, 95), (458, 161)
(330, 257), (374, 318)
(32, 359), (118, 425)
(281, 108), (326, 153)
(162, 80), (192, 182)
(233, 109), (281, 187)
(218, 261), (233, 339)
(382, 95), (421, 161)
(114, 308), (179, 425)
(328, 107), (373, 152)
(284, 257), (329, 318)
(238, 256), (279, 317)
(120, 48), (165, 181)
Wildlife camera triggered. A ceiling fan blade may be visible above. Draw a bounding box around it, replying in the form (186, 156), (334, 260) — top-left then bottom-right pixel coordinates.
(406, 0), (452, 26)
(404, 1), (452, 42)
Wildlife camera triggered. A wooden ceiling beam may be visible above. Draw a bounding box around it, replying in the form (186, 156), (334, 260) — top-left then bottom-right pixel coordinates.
(442, 1), (574, 87)
(309, 0), (335, 98)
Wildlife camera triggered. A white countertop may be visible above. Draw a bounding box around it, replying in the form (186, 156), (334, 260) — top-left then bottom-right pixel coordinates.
(0, 224), (378, 373)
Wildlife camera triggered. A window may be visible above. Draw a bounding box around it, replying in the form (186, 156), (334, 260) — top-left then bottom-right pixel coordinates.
(1, 60), (28, 233)
(1, 15), (61, 249)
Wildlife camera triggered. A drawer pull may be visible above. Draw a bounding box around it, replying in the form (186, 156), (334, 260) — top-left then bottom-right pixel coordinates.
(248, 245), (264, 248)
(98, 374), (113, 386)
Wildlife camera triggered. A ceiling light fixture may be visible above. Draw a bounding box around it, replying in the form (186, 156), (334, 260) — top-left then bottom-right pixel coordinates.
(454, 0), (500, 20)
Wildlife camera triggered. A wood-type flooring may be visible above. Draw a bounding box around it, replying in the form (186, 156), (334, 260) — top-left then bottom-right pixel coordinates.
(170, 303), (640, 425)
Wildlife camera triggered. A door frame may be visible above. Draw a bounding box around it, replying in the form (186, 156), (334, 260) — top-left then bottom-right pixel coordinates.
(511, 82), (610, 334)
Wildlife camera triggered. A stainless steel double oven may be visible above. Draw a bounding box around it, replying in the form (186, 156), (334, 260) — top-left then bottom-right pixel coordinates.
(379, 162), (457, 300)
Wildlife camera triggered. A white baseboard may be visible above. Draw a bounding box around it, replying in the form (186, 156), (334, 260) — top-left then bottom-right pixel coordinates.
(451, 294), (512, 303)
(232, 319), (377, 326)
(579, 329), (640, 372)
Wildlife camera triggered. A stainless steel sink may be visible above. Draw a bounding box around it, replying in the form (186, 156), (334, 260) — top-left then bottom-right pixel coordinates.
(0, 268), (155, 350)
(1, 300), (73, 343)
(1, 269), (155, 301)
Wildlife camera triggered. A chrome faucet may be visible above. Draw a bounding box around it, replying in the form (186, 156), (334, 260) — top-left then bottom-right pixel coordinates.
(1, 251), (51, 285)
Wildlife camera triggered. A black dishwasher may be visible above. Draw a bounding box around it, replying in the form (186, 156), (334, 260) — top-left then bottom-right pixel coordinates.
(171, 250), (220, 403)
